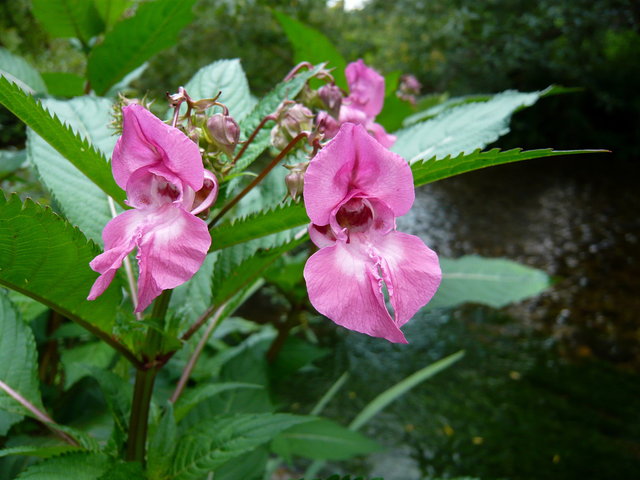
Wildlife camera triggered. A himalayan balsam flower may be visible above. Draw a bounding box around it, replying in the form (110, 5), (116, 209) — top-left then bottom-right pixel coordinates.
(303, 123), (441, 343)
(87, 105), (217, 312)
(319, 60), (396, 148)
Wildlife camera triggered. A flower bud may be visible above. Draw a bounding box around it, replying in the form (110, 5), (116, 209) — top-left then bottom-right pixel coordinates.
(270, 102), (314, 150)
(206, 113), (240, 158)
(284, 161), (309, 201)
(318, 84), (343, 119)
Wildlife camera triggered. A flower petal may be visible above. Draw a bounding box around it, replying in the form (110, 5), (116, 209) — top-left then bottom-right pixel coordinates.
(345, 59), (385, 118)
(87, 209), (145, 300)
(303, 240), (408, 343)
(112, 105), (203, 192)
(134, 205), (211, 312)
(375, 231), (441, 327)
(304, 123), (414, 225)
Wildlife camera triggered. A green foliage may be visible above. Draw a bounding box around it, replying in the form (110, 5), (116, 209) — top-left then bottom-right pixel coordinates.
(429, 256), (551, 310)
(0, 193), (126, 336)
(274, 10), (347, 89)
(183, 59), (255, 121)
(0, 48), (47, 94)
(392, 89), (546, 162)
(0, 77), (126, 206)
(15, 452), (113, 479)
(147, 404), (177, 480)
(0, 445), (81, 459)
(212, 235), (307, 305)
(272, 418), (381, 461)
(27, 96), (118, 244)
(349, 351), (465, 431)
(96, 461), (145, 480)
(174, 383), (263, 422)
(31, 0), (104, 45)
(0, 149), (26, 176)
(210, 201), (308, 252)
(87, 0), (196, 95)
(170, 413), (311, 480)
(231, 63), (324, 173)
(93, 0), (133, 32)
(0, 293), (44, 417)
(411, 147), (606, 187)
(40, 72), (85, 97)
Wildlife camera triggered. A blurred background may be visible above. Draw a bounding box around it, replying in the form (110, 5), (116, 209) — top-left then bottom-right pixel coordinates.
(1, 0), (639, 478)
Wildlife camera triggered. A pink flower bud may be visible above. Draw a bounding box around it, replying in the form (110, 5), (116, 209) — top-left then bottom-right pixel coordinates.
(284, 161), (309, 201)
(318, 84), (343, 119)
(270, 102), (314, 150)
(206, 113), (240, 158)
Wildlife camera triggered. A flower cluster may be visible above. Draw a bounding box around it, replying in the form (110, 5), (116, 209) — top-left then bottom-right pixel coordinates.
(87, 105), (217, 312)
(303, 123), (441, 343)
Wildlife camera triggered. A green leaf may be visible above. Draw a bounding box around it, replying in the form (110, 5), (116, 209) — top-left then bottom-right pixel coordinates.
(15, 452), (113, 479)
(272, 418), (381, 461)
(169, 253), (216, 329)
(273, 11), (347, 89)
(0, 77), (126, 206)
(147, 404), (177, 480)
(210, 201), (308, 252)
(411, 148), (608, 187)
(96, 461), (144, 480)
(0, 292), (44, 417)
(41, 72), (85, 97)
(87, 0), (196, 95)
(170, 414), (311, 480)
(212, 447), (268, 480)
(28, 96), (119, 244)
(392, 89), (547, 162)
(60, 343), (115, 389)
(231, 63), (324, 173)
(428, 256), (551, 309)
(174, 383), (263, 422)
(212, 235), (307, 305)
(0, 48), (47, 94)
(349, 351), (465, 431)
(0, 149), (26, 176)
(93, 0), (133, 31)
(0, 445), (81, 459)
(183, 59), (255, 121)
(0, 193), (125, 337)
(31, 0), (104, 44)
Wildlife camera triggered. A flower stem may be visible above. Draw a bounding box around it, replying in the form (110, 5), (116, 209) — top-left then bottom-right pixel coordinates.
(125, 290), (172, 464)
(230, 114), (275, 167)
(169, 303), (226, 404)
(209, 132), (307, 227)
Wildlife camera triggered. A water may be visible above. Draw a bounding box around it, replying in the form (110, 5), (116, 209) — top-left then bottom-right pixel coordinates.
(275, 153), (640, 479)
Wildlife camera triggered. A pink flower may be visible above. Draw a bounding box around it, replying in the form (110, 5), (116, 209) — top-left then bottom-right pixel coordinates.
(303, 123), (441, 343)
(87, 105), (217, 312)
(318, 60), (396, 148)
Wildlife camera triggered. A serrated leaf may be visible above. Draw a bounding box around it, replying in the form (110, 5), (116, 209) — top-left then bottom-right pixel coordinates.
(210, 201), (308, 252)
(272, 418), (381, 461)
(212, 235), (307, 305)
(0, 445), (81, 459)
(411, 148), (608, 187)
(231, 63), (324, 173)
(0, 292), (44, 417)
(183, 59), (255, 122)
(60, 343), (115, 389)
(0, 77), (126, 206)
(169, 253), (216, 330)
(428, 256), (551, 310)
(41, 72), (85, 97)
(15, 452), (112, 479)
(174, 383), (263, 422)
(87, 0), (196, 95)
(0, 193), (126, 337)
(392, 89), (547, 162)
(28, 96), (119, 244)
(147, 404), (177, 480)
(170, 414), (312, 480)
(212, 446), (268, 480)
(0, 48), (47, 94)
(31, 0), (104, 44)
(97, 461), (144, 480)
(273, 11), (347, 89)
